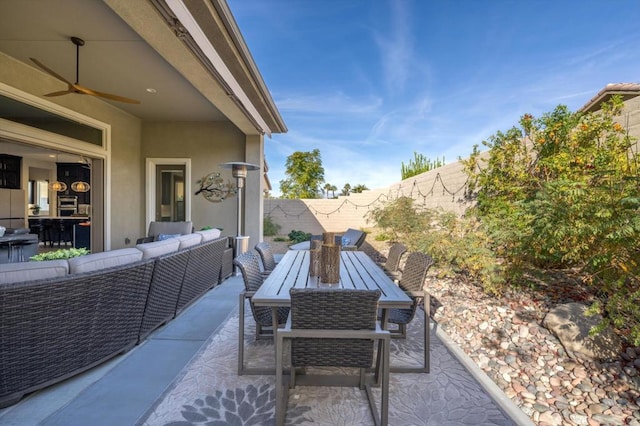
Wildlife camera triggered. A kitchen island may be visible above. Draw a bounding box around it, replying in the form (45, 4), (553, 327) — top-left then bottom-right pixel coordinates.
(28, 217), (91, 249)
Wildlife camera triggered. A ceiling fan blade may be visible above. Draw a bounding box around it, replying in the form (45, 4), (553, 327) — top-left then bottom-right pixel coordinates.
(75, 84), (141, 104)
(44, 89), (75, 97)
(30, 58), (74, 86)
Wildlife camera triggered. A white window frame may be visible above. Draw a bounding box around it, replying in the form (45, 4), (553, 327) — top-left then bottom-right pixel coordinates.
(145, 158), (191, 229)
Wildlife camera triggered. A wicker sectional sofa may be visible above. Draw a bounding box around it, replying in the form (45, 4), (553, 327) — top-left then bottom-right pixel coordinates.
(0, 229), (228, 408)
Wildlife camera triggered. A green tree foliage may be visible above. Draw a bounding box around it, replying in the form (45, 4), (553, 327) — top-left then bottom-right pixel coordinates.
(401, 152), (445, 180)
(279, 149), (325, 199)
(341, 183), (351, 196)
(463, 97), (640, 345)
(351, 184), (369, 193)
(288, 230), (312, 244)
(263, 216), (281, 236)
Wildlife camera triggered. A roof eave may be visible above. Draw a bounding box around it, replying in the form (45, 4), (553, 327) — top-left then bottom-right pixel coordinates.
(580, 83), (640, 113)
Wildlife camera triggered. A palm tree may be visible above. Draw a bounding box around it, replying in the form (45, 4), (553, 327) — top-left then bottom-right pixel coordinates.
(323, 183), (332, 199)
(351, 184), (369, 193)
(327, 184), (337, 198)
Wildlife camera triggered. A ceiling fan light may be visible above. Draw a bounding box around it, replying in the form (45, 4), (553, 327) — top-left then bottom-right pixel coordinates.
(49, 181), (67, 192)
(71, 181), (90, 192)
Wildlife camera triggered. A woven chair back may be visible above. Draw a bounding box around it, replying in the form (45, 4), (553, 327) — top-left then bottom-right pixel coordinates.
(255, 242), (276, 271)
(234, 252), (263, 292)
(234, 252), (288, 327)
(386, 243), (407, 273)
(289, 288), (381, 368)
(398, 252), (434, 293)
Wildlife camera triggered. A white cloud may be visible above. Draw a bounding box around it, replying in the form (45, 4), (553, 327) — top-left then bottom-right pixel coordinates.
(275, 91), (382, 115)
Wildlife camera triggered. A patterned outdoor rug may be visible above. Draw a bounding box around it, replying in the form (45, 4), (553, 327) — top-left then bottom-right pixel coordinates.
(138, 308), (515, 426)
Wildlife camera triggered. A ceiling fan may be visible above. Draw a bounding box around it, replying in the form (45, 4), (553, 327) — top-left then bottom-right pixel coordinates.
(30, 36), (140, 104)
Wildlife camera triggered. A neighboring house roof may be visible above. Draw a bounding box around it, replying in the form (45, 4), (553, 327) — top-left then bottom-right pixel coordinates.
(580, 83), (640, 113)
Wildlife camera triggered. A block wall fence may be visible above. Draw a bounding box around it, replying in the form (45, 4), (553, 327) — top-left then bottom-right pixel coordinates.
(263, 157), (478, 236)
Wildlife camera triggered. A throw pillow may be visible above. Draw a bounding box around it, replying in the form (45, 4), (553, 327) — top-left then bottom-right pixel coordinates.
(157, 233), (181, 241)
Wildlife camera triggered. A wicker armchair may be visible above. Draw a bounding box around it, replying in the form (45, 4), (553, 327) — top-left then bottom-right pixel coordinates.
(380, 242), (407, 281)
(254, 241), (277, 273)
(234, 252), (289, 375)
(276, 288), (390, 426)
(386, 251), (434, 373)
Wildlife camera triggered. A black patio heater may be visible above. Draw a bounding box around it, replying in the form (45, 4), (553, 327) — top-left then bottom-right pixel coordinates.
(220, 161), (260, 272)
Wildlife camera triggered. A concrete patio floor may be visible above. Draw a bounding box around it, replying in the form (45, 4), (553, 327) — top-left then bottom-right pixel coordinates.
(0, 273), (532, 426)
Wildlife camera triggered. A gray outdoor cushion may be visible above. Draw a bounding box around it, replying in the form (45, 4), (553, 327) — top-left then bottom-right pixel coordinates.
(68, 248), (143, 274)
(136, 238), (180, 260)
(0, 260), (69, 284)
(176, 233), (202, 250)
(194, 228), (222, 242)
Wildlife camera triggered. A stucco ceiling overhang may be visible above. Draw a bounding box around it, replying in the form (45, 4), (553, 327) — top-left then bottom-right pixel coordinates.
(0, 0), (286, 137)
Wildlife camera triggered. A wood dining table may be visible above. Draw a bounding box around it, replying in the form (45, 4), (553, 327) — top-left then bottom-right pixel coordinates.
(253, 249), (413, 339)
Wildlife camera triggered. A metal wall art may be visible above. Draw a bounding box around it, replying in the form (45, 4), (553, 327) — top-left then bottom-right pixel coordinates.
(195, 172), (237, 203)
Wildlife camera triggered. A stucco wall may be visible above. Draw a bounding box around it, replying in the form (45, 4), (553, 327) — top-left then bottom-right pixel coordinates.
(619, 95), (640, 151)
(141, 121), (245, 237)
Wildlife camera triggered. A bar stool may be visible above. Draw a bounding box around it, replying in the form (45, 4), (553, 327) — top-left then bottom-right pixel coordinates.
(51, 219), (72, 247)
(29, 218), (48, 247)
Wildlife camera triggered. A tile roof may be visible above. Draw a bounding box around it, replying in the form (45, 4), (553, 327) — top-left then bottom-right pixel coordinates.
(580, 83), (640, 113)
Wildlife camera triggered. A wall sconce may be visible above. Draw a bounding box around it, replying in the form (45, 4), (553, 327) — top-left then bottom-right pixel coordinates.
(49, 181), (67, 192)
(71, 181), (90, 192)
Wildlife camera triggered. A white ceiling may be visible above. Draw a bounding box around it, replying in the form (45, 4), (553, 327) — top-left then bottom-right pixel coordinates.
(0, 0), (226, 122)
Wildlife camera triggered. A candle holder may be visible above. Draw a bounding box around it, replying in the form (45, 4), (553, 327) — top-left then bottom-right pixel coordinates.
(309, 239), (322, 277)
(320, 243), (340, 284)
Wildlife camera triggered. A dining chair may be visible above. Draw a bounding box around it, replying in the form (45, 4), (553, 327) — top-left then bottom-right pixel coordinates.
(233, 251), (289, 375)
(380, 242), (407, 281)
(385, 251), (434, 373)
(254, 241), (277, 274)
(276, 288), (390, 426)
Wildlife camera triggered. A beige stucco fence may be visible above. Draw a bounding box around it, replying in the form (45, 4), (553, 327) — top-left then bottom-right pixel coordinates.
(263, 158), (477, 236)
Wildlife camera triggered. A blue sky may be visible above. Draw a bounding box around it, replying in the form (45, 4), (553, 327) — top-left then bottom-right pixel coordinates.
(227, 0), (640, 197)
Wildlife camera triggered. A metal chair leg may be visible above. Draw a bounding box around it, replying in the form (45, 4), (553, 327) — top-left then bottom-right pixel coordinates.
(390, 293), (430, 374)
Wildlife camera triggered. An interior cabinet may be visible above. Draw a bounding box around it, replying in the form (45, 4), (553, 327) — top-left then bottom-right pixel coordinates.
(57, 163), (91, 205)
(0, 154), (22, 189)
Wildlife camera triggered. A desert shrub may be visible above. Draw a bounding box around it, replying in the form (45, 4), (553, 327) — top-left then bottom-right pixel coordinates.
(413, 212), (505, 294)
(263, 216), (281, 237)
(288, 230), (311, 244)
(374, 232), (391, 241)
(463, 97), (640, 344)
(366, 197), (432, 241)
(369, 200), (504, 294)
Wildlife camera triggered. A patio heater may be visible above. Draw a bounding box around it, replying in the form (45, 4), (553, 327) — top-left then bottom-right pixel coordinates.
(220, 161), (260, 272)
